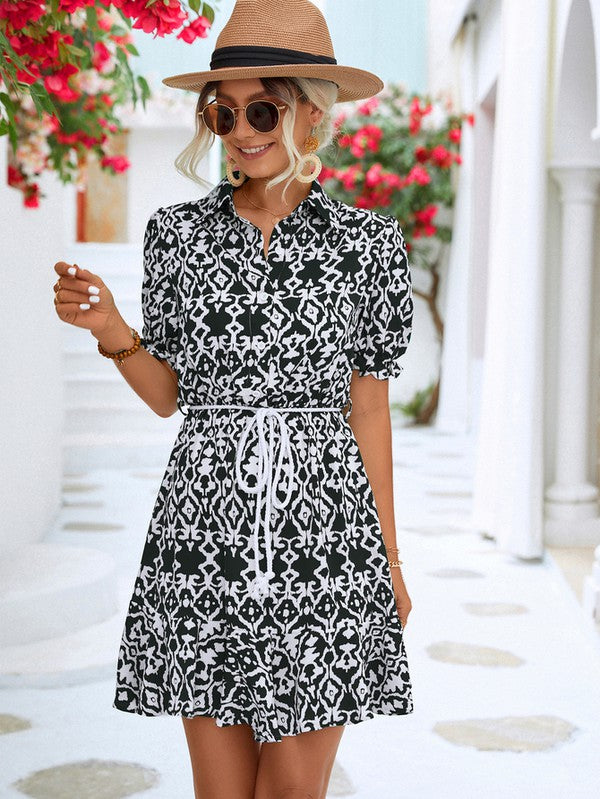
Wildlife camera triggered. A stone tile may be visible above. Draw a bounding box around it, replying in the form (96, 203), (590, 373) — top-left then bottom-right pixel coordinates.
(13, 759), (160, 799)
(432, 715), (578, 752)
(0, 713), (31, 735)
(426, 641), (525, 667)
(463, 601), (529, 616)
(130, 472), (164, 480)
(62, 483), (101, 494)
(427, 567), (485, 578)
(61, 522), (125, 533)
(427, 451), (463, 459)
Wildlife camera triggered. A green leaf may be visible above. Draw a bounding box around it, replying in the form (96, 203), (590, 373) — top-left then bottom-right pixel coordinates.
(85, 4), (98, 29)
(204, 5), (216, 24)
(189, 0), (201, 12)
(125, 43), (140, 56)
(65, 43), (88, 58)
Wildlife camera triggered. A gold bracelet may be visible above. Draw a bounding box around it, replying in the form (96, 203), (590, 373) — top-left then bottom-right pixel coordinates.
(97, 327), (141, 368)
(388, 560), (403, 568)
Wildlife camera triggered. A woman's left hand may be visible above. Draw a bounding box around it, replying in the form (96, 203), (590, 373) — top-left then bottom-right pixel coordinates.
(390, 568), (412, 629)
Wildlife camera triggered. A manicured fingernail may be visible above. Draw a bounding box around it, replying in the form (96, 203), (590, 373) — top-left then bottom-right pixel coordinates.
(68, 267), (77, 276)
(79, 303), (90, 310)
(88, 285), (99, 295)
(88, 295), (100, 303)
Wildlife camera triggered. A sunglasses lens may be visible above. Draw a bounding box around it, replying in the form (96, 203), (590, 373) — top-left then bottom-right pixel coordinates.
(246, 101), (280, 133)
(204, 104), (235, 135)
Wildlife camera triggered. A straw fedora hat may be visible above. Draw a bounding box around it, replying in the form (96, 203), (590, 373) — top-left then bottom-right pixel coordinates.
(162, 0), (384, 103)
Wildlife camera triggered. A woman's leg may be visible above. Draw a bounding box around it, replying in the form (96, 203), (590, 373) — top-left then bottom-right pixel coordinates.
(182, 716), (261, 799)
(253, 725), (345, 799)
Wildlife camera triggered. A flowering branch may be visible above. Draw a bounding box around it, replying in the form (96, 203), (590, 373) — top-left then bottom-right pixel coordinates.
(320, 82), (475, 422)
(0, 1), (218, 206)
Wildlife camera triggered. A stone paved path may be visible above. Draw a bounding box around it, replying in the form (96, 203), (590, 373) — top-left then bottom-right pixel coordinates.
(1, 425), (600, 798)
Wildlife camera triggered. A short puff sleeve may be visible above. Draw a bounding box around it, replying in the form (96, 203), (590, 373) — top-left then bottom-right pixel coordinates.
(140, 208), (181, 375)
(351, 217), (413, 380)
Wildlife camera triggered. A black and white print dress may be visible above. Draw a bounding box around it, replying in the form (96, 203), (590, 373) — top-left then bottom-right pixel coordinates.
(113, 174), (415, 743)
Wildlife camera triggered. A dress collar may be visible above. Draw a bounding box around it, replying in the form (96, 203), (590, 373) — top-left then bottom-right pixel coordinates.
(206, 174), (342, 230)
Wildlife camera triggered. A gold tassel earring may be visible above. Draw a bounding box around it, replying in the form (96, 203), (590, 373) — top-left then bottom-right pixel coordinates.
(226, 153), (246, 186)
(294, 128), (322, 183)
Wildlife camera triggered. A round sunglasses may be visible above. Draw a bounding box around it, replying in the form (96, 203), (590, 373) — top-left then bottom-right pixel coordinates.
(199, 99), (289, 136)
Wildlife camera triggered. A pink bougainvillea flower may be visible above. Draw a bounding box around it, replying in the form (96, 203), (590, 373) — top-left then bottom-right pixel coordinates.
(405, 164), (431, 186)
(113, 0), (188, 37)
(177, 15), (212, 43)
(414, 205), (438, 225)
(357, 97), (380, 116)
(0, 0), (45, 30)
(317, 165), (337, 183)
(100, 154), (131, 174)
(333, 111), (347, 130)
(44, 64), (81, 103)
(430, 144), (454, 169)
(364, 162), (384, 188)
(59, 0), (96, 12)
(448, 126), (461, 143)
(92, 41), (113, 73)
(409, 95), (433, 135)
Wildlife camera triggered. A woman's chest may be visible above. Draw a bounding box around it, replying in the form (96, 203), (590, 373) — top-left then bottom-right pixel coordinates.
(172, 223), (367, 360)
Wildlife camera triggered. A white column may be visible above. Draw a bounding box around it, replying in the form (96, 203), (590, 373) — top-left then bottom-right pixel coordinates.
(436, 13), (477, 433)
(471, 0), (550, 558)
(545, 165), (600, 521)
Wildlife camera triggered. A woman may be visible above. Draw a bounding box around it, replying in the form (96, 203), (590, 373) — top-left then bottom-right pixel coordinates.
(52, 1), (414, 797)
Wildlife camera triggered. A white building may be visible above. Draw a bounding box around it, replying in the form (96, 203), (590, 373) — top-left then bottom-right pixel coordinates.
(428, 0), (600, 614)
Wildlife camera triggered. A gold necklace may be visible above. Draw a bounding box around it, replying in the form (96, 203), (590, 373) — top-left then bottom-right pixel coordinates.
(241, 183), (290, 225)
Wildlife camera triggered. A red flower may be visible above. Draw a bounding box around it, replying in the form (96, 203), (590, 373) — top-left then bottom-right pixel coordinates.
(44, 64), (81, 103)
(92, 41), (113, 72)
(409, 96), (432, 135)
(414, 145), (429, 163)
(7, 164), (25, 188)
(0, 1), (45, 30)
(59, 0), (95, 11)
(414, 205), (438, 225)
(113, 0), (188, 37)
(100, 155), (130, 174)
(405, 165), (431, 186)
(350, 124), (383, 157)
(357, 97), (380, 116)
(176, 15), (211, 43)
(448, 127), (461, 143)
(430, 144), (454, 168)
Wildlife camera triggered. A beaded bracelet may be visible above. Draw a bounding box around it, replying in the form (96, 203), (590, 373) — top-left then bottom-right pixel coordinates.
(97, 327), (141, 368)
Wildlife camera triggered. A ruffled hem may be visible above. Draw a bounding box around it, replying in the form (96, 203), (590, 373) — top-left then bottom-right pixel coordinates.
(112, 697), (414, 744)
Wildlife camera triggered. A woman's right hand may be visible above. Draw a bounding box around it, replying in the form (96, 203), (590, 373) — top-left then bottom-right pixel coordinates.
(52, 261), (121, 336)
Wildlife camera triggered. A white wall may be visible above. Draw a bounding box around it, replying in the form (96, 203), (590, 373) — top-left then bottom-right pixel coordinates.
(0, 141), (65, 551)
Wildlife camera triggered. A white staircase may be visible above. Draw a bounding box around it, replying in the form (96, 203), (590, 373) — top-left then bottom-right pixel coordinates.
(61, 242), (182, 471)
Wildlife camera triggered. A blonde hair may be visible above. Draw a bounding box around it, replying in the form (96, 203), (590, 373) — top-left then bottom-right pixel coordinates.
(174, 76), (340, 204)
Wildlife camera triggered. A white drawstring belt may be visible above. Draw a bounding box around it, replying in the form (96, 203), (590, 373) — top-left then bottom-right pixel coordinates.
(185, 403), (351, 602)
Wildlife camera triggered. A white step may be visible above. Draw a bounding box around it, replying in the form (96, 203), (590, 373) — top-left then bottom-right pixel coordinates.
(0, 543), (118, 647)
(64, 430), (180, 470)
(65, 403), (182, 436)
(65, 372), (151, 406)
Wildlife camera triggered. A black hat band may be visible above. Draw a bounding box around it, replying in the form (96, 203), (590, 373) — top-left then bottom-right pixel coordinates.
(210, 45), (338, 70)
